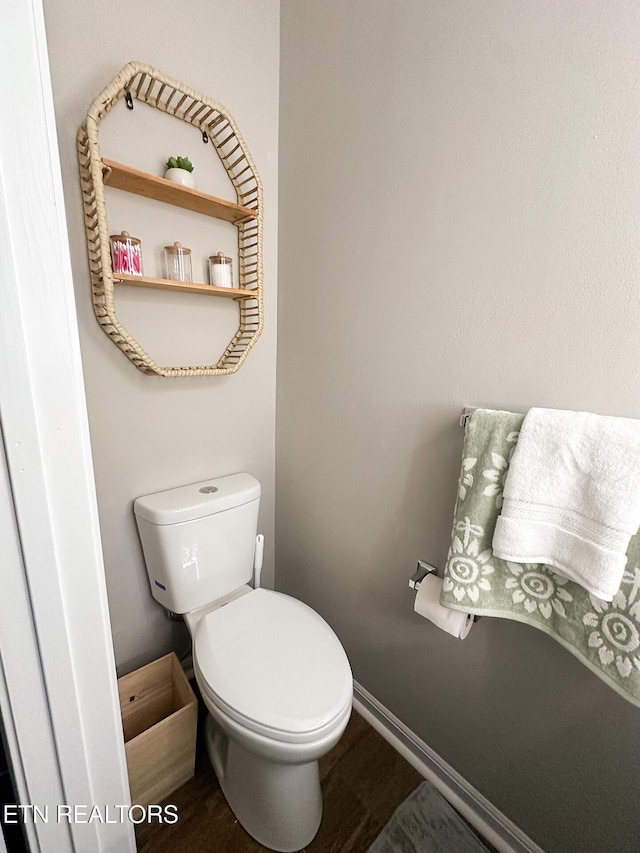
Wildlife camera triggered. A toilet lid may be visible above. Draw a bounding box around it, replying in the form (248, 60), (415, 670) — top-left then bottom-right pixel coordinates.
(194, 589), (352, 742)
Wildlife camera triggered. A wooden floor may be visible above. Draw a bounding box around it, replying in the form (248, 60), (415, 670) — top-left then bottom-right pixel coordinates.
(135, 709), (423, 852)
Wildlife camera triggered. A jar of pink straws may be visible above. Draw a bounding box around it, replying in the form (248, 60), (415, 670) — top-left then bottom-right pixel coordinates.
(109, 231), (143, 276)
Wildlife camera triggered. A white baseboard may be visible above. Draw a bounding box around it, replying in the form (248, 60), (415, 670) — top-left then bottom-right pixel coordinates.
(353, 682), (546, 853)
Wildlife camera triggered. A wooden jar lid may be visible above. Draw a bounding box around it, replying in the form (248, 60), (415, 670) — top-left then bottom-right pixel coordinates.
(164, 241), (191, 255)
(109, 230), (140, 245)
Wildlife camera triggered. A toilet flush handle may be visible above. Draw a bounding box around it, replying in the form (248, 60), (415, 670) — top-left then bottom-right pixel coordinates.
(253, 534), (264, 589)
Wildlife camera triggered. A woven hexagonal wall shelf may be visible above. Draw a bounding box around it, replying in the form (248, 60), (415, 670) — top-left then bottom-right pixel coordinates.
(77, 61), (263, 376)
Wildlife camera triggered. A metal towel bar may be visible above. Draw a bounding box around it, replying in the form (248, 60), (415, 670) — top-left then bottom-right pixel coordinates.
(459, 407), (478, 428)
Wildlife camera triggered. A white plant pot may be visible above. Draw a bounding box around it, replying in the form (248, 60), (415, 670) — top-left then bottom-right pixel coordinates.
(164, 167), (196, 189)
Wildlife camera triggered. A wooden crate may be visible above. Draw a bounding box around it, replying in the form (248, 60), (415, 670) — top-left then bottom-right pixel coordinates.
(118, 652), (197, 806)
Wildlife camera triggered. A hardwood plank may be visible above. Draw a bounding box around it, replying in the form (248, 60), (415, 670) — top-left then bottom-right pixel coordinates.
(135, 706), (421, 853)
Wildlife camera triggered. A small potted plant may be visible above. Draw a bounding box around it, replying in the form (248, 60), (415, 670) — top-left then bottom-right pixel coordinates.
(164, 156), (195, 189)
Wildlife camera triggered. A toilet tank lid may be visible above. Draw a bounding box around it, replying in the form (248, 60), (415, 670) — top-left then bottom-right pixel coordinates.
(134, 473), (260, 525)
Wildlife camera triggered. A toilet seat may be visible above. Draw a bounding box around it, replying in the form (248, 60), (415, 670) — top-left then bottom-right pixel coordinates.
(194, 588), (352, 745)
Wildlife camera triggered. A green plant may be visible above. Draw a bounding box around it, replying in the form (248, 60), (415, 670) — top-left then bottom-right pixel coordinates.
(165, 155), (194, 173)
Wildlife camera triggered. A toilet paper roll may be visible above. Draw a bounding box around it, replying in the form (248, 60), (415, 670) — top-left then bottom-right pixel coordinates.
(414, 574), (473, 639)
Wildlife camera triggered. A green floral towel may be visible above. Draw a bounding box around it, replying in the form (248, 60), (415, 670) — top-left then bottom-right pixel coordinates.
(440, 409), (640, 706)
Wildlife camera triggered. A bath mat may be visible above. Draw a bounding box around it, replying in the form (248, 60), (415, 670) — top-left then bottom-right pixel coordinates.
(368, 781), (490, 853)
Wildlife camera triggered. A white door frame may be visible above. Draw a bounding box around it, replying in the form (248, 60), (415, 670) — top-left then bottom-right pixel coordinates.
(0, 1), (135, 850)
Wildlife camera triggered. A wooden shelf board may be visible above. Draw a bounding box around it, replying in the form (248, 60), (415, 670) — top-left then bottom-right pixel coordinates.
(102, 159), (257, 224)
(114, 273), (256, 299)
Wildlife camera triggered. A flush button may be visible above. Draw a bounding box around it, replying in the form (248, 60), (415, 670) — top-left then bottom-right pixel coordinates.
(199, 486), (218, 494)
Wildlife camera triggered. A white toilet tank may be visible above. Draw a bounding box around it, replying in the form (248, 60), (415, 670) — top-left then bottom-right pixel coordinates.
(134, 473), (261, 614)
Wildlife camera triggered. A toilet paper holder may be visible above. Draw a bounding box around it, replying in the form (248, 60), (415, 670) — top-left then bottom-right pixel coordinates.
(410, 560), (481, 621)
(409, 560), (437, 590)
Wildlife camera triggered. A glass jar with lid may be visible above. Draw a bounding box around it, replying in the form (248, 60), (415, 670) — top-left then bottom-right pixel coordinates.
(164, 242), (193, 283)
(109, 231), (143, 276)
(208, 252), (233, 288)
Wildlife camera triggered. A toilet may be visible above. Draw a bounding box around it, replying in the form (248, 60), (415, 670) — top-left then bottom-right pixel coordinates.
(133, 473), (353, 852)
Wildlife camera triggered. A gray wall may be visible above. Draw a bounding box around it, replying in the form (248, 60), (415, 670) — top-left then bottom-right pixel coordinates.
(44, 0), (280, 674)
(277, 2), (640, 851)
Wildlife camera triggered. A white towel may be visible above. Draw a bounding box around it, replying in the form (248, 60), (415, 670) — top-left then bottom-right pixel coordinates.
(491, 407), (640, 601)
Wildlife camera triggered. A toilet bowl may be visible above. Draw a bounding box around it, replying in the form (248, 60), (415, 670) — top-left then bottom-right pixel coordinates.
(187, 586), (352, 851)
(134, 474), (353, 852)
